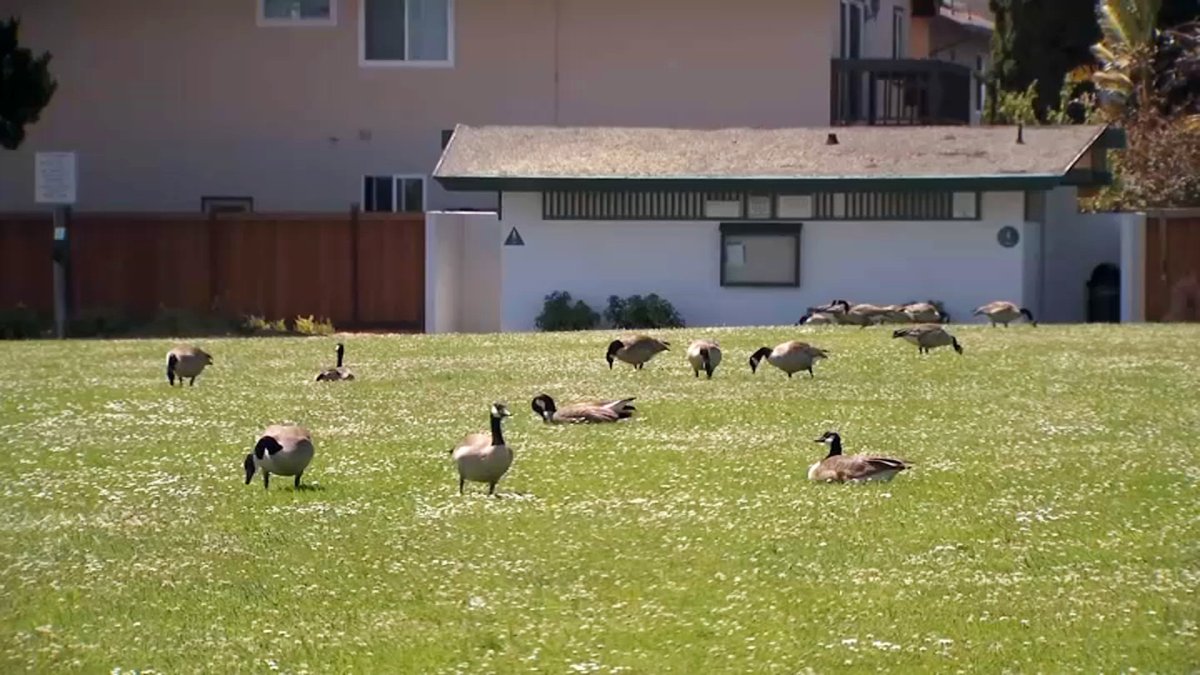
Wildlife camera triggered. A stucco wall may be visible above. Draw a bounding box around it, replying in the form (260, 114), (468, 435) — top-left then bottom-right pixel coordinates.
(1040, 187), (1123, 323)
(489, 191), (1030, 331)
(0, 0), (834, 213)
(425, 210), (501, 333)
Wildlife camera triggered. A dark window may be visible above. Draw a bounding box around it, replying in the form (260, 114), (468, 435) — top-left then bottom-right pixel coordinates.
(363, 175), (424, 212)
(892, 7), (906, 58)
(401, 177), (424, 211)
(719, 222), (802, 288)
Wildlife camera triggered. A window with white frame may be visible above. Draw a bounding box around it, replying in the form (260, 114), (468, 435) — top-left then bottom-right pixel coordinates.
(839, 0), (864, 58)
(259, 0), (335, 26)
(719, 223), (802, 287)
(361, 0), (453, 65)
(363, 175), (426, 212)
(892, 6), (906, 58)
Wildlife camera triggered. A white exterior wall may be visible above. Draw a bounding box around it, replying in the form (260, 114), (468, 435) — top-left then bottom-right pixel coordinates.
(1040, 187), (1124, 323)
(1119, 213), (1146, 322)
(489, 191), (1031, 331)
(425, 211), (502, 333)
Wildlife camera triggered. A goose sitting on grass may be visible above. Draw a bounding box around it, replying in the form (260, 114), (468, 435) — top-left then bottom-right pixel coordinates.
(315, 342), (356, 382)
(531, 394), (637, 424)
(166, 345), (213, 386)
(243, 424), (315, 490)
(809, 431), (910, 483)
(451, 402), (514, 496)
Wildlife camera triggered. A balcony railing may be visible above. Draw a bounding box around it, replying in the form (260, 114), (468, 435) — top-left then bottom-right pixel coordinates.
(831, 58), (974, 126)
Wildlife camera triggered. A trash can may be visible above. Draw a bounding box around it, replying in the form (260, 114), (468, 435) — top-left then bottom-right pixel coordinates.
(1086, 263), (1121, 323)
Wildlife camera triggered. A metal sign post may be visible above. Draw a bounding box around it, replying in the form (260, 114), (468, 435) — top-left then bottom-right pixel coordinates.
(36, 152), (77, 339)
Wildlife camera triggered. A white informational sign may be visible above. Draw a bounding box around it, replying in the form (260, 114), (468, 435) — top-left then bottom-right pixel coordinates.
(35, 152), (78, 205)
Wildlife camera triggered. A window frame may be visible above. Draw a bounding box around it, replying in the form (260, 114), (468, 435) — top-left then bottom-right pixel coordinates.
(719, 222), (803, 288)
(975, 55), (986, 113)
(359, 0), (455, 68)
(839, 0), (865, 59)
(362, 174), (428, 213)
(257, 0), (337, 27)
(892, 6), (906, 58)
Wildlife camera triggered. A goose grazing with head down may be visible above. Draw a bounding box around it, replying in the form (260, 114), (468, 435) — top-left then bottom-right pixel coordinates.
(166, 345), (213, 386)
(315, 342), (356, 382)
(243, 424), (315, 490)
(451, 402), (514, 496)
(748, 340), (830, 378)
(685, 339), (723, 378)
(973, 300), (1037, 327)
(809, 431), (910, 483)
(605, 335), (670, 370)
(531, 394), (636, 424)
(892, 324), (964, 355)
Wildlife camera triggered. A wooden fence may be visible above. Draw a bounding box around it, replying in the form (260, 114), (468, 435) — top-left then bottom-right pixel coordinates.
(0, 209), (425, 330)
(1144, 211), (1200, 322)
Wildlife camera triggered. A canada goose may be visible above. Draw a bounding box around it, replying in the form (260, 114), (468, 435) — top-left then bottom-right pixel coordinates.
(605, 335), (670, 370)
(451, 402), (514, 496)
(892, 324), (964, 355)
(840, 303), (894, 328)
(903, 302), (946, 324)
(748, 340), (830, 378)
(243, 424), (315, 490)
(530, 394), (637, 424)
(877, 305), (912, 324)
(166, 345), (213, 386)
(315, 342), (356, 381)
(973, 300), (1037, 327)
(809, 431), (910, 483)
(811, 299), (852, 315)
(685, 339), (723, 378)
(795, 311), (837, 325)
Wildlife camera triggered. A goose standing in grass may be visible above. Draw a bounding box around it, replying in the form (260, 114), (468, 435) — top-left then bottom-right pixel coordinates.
(605, 335), (670, 370)
(748, 341), (830, 378)
(809, 431), (910, 483)
(531, 394), (637, 424)
(243, 424), (315, 490)
(451, 402), (514, 496)
(315, 342), (356, 381)
(892, 324), (964, 355)
(903, 302), (946, 324)
(973, 300), (1038, 327)
(166, 345), (213, 386)
(685, 339), (723, 378)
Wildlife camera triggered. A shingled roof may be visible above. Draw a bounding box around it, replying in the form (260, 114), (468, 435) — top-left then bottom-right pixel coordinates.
(433, 124), (1123, 192)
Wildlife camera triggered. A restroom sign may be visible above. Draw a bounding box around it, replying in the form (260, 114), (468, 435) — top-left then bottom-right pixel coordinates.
(504, 227), (525, 246)
(35, 152), (78, 204)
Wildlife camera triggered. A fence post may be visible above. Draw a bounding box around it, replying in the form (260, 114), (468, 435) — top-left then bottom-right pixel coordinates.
(350, 202), (361, 325)
(208, 209), (220, 312)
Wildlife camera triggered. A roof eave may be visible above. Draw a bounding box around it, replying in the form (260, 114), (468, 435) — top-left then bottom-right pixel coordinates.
(434, 175), (1067, 193)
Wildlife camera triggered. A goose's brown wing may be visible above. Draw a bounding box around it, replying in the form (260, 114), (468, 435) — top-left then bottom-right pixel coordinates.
(556, 404), (622, 423)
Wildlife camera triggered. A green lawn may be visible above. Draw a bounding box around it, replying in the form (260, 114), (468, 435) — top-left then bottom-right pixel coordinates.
(1, 324), (1198, 673)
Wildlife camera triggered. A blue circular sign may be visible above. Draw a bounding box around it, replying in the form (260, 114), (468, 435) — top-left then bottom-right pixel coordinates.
(997, 226), (1020, 248)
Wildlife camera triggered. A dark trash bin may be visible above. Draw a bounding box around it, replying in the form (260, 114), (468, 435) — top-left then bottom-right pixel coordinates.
(1086, 263), (1121, 323)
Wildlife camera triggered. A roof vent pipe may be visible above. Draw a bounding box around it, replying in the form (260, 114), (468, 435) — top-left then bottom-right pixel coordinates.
(1016, 123), (1025, 144)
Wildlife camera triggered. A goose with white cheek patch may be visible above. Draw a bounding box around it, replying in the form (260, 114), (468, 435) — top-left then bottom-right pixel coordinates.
(315, 342), (356, 382)
(605, 335), (670, 370)
(531, 394), (636, 424)
(166, 345), (213, 386)
(808, 431), (910, 483)
(685, 339), (722, 379)
(243, 424), (315, 490)
(451, 402), (514, 496)
(748, 341), (830, 378)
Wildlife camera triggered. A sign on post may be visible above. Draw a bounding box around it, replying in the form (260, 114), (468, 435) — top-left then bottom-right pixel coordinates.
(35, 152), (78, 205)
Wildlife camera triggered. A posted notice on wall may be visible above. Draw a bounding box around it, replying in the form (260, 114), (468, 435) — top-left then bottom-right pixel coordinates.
(35, 152), (78, 205)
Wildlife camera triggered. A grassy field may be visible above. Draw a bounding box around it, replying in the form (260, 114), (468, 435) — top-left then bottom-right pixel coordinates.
(1, 323), (1198, 673)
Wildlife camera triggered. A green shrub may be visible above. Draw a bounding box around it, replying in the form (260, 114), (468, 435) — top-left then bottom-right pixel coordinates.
(294, 314), (336, 336)
(0, 305), (47, 339)
(604, 293), (685, 329)
(535, 291), (600, 331)
(67, 307), (135, 338)
(236, 314), (291, 336)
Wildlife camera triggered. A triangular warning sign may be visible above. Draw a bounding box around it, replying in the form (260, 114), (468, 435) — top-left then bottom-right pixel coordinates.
(504, 227), (525, 246)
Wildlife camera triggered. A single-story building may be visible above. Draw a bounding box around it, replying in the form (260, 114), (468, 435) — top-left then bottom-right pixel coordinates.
(424, 123), (1138, 333)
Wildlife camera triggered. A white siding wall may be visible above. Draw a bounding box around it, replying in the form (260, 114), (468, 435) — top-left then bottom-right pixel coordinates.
(425, 211), (502, 333)
(1040, 187), (1123, 323)
(487, 191), (1030, 331)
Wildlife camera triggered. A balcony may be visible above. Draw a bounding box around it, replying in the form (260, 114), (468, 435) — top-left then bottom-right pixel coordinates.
(831, 58), (974, 126)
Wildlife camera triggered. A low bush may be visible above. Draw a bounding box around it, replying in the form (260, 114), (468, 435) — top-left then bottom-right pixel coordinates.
(67, 307), (136, 338)
(293, 314), (336, 336)
(0, 305), (48, 340)
(604, 293), (685, 329)
(535, 291), (600, 331)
